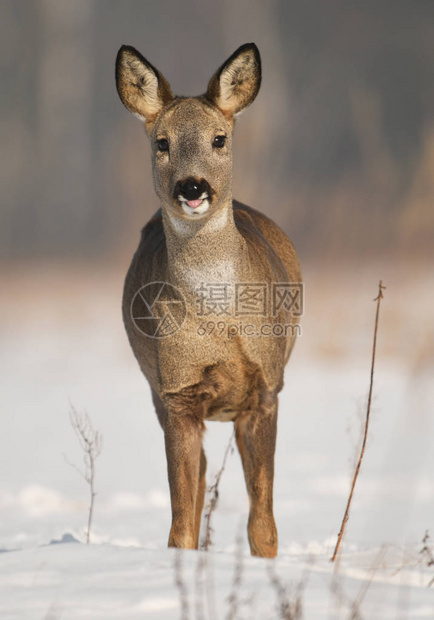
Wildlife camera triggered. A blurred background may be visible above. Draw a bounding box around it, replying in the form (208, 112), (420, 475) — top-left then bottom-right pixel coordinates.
(1, 0), (433, 551)
(2, 0), (434, 261)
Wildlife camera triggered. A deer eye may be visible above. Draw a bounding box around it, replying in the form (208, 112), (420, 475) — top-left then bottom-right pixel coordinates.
(213, 135), (226, 149)
(157, 138), (169, 152)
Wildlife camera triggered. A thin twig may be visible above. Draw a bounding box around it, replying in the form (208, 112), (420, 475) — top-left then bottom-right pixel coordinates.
(202, 430), (235, 551)
(331, 280), (386, 562)
(65, 404), (102, 544)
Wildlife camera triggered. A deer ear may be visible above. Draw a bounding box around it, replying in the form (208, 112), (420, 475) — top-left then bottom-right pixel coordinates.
(206, 43), (261, 117)
(115, 45), (174, 131)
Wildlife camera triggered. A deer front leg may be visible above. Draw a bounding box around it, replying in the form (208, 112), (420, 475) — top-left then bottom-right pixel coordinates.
(194, 448), (207, 548)
(164, 398), (204, 549)
(235, 394), (278, 558)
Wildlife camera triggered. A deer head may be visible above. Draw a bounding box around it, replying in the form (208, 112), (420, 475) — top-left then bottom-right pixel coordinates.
(115, 43), (261, 222)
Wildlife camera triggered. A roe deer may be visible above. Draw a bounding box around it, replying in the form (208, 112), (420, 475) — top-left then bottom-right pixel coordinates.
(116, 43), (302, 558)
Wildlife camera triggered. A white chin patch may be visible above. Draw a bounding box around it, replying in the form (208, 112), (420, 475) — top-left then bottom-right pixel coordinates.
(179, 197), (210, 218)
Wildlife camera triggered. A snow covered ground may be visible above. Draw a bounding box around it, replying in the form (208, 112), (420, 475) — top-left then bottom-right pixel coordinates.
(1, 261), (433, 618)
(1, 541), (434, 619)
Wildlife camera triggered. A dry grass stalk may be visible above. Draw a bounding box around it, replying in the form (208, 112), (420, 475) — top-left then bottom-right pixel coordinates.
(331, 280), (386, 562)
(194, 550), (207, 620)
(204, 552), (218, 620)
(420, 530), (434, 587)
(174, 549), (190, 620)
(267, 561), (306, 620)
(226, 527), (244, 620)
(64, 404), (102, 544)
(329, 547), (385, 620)
(202, 430), (235, 551)
(350, 546), (386, 619)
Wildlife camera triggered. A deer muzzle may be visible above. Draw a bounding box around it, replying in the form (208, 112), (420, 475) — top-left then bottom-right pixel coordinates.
(175, 177), (212, 209)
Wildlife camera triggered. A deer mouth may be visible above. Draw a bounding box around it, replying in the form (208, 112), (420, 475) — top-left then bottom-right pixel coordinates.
(178, 194), (210, 217)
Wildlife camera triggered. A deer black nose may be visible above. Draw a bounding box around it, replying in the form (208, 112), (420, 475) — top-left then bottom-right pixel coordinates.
(177, 178), (209, 201)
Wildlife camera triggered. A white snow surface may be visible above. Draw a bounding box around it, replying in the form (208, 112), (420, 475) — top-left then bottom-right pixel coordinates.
(1, 263), (434, 618)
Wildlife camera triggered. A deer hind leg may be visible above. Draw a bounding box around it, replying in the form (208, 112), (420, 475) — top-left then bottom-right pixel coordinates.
(164, 393), (205, 550)
(235, 393), (278, 558)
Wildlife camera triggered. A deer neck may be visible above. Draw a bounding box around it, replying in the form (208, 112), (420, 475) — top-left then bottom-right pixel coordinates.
(162, 201), (244, 290)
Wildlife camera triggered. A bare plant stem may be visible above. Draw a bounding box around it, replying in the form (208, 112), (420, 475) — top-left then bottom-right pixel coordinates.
(331, 280), (386, 562)
(86, 452), (96, 545)
(194, 549), (207, 620)
(205, 552), (217, 620)
(351, 546), (386, 616)
(329, 546), (385, 619)
(267, 559), (308, 620)
(420, 530), (434, 587)
(174, 549), (190, 620)
(202, 430), (235, 551)
(226, 526), (244, 620)
(420, 530), (434, 567)
(64, 404), (102, 544)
